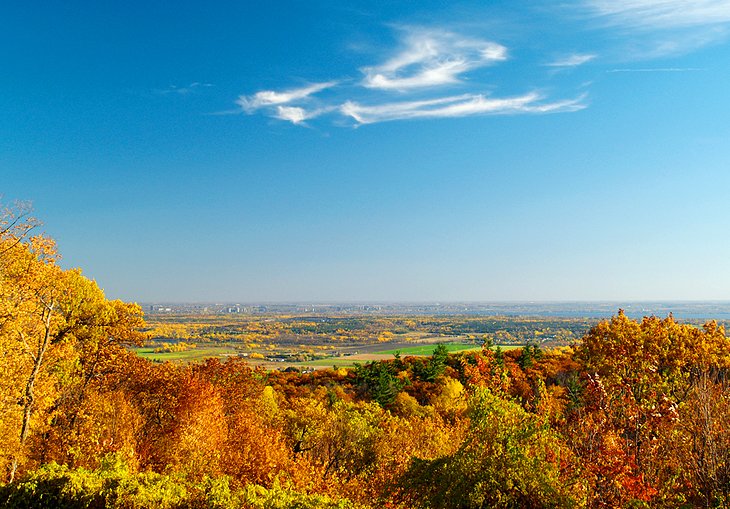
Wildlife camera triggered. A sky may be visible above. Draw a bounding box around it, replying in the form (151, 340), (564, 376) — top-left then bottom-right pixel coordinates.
(3, 0), (730, 303)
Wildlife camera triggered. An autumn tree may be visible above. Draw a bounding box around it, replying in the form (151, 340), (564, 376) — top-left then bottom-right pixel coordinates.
(0, 205), (145, 481)
(675, 371), (730, 506)
(354, 360), (405, 407)
(411, 343), (449, 382)
(574, 311), (730, 505)
(1, 221), (67, 481)
(394, 387), (585, 508)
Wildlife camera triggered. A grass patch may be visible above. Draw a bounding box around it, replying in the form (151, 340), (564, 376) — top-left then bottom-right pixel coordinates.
(377, 343), (482, 356)
(377, 343), (523, 356)
(133, 345), (241, 363)
(297, 357), (363, 368)
(132, 342), (526, 366)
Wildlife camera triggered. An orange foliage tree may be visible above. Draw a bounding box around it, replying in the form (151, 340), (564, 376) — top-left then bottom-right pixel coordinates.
(574, 310), (730, 506)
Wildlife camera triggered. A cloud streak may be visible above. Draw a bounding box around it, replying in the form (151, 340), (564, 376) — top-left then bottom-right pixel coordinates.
(607, 67), (705, 73)
(341, 93), (587, 125)
(361, 29), (507, 90)
(274, 105), (338, 125)
(157, 82), (214, 95)
(577, 0), (730, 56)
(584, 0), (730, 29)
(237, 81), (337, 112)
(546, 53), (597, 67)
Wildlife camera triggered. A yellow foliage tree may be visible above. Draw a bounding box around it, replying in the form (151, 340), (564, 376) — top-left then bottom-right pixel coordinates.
(0, 205), (145, 481)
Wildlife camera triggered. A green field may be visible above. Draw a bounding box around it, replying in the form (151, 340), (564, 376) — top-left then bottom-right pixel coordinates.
(378, 343), (481, 356)
(292, 343), (525, 370)
(297, 357), (364, 368)
(133, 341), (525, 366)
(379, 343), (523, 356)
(133, 345), (241, 363)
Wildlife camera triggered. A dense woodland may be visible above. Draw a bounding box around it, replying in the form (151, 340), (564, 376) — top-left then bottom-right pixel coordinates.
(4, 207), (730, 508)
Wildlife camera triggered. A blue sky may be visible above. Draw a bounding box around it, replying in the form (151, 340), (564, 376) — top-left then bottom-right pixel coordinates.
(3, 1), (730, 302)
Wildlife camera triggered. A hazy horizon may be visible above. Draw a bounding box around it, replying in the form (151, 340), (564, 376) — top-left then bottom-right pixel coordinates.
(137, 300), (730, 321)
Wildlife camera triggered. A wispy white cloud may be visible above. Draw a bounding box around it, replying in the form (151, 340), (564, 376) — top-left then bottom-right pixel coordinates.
(275, 106), (311, 124)
(237, 81), (337, 112)
(157, 82), (214, 95)
(546, 53), (597, 67)
(577, 0), (730, 56)
(361, 29), (507, 90)
(275, 105), (337, 125)
(341, 92), (587, 125)
(236, 26), (590, 127)
(584, 0), (730, 29)
(607, 67), (706, 72)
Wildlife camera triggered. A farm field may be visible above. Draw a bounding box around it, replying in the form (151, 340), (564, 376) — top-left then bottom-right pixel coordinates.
(133, 344), (242, 363)
(133, 311), (594, 367)
(134, 330), (526, 368)
(379, 343), (480, 356)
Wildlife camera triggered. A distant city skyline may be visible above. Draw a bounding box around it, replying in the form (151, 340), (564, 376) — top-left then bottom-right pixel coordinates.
(3, 1), (730, 302)
(138, 301), (730, 322)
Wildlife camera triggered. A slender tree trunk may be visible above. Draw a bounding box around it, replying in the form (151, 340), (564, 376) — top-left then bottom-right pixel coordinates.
(9, 304), (53, 483)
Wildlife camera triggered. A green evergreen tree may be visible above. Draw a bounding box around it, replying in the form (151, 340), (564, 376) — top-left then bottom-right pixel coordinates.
(354, 361), (404, 407)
